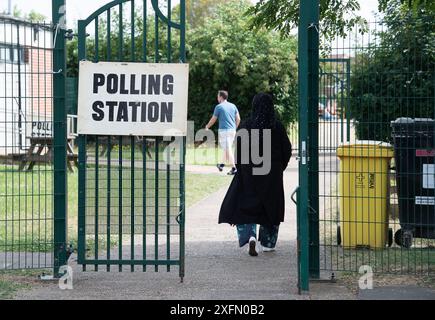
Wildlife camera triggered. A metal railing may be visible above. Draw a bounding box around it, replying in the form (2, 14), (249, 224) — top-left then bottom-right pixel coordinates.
(313, 17), (435, 276)
(0, 15), (55, 270)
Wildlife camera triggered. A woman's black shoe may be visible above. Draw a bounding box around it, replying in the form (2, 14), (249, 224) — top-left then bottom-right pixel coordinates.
(248, 238), (258, 257)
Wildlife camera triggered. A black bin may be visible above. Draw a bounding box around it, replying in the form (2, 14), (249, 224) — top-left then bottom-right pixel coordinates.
(391, 118), (435, 248)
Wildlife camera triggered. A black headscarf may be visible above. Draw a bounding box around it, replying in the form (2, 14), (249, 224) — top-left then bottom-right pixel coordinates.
(246, 93), (277, 130)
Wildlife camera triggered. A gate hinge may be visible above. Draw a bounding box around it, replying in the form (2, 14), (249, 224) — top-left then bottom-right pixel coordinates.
(65, 29), (77, 41)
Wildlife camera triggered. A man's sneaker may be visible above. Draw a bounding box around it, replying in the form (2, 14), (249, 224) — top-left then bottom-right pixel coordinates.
(216, 164), (224, 172)
(227, 167), (237, 175)
(248, 237), (258, 257)
(262, 246), (275, 252)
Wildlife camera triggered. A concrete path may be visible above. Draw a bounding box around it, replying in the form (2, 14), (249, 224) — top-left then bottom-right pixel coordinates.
(13, 161), (355, 300)
(358, 286), (435, 300)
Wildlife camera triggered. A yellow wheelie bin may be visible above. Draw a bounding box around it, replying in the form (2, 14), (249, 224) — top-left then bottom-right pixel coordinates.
(337, 141), (394, 249)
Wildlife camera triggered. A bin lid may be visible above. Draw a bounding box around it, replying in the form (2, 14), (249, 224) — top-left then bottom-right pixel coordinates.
(391, 118), (435, 137)
(392, 117), (434, 125)
(337, 140), (394, 158)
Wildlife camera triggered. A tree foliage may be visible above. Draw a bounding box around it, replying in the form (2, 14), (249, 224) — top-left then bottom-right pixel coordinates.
(247, 0), (364, 41)
(67, 10), (181, 77)
(186, 0), (229, 28)
(11, 5), (46, 22)
(67, 0), (298, 131)
(349, 0), (435, 142)
(378, 0), (435, 13)
(247, 0), (435, 41)
(187, 0), (298, 132)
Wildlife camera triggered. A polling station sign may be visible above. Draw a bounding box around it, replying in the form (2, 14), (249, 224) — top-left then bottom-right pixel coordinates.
(77, 61), (189, 136)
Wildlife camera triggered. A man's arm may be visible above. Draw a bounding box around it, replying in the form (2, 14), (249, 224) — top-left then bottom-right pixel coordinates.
(236, 113), (241, 128)
(205, 116), (218, 130)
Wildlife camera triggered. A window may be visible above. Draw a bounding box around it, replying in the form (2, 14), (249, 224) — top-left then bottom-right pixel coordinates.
(0, 44), (25, 64)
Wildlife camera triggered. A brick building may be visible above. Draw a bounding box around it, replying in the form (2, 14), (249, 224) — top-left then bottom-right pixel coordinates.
(0, 15), (52, 155)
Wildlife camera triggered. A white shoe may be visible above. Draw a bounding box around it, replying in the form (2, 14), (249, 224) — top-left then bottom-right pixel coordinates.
(262, 246), (275, 252)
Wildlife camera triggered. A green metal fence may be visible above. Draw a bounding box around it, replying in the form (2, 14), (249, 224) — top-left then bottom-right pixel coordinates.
(0, 16), (56, 270)
(77, 0), (186, 280)
(0, 1), (68, 276)
(65, 77), (78, 115)
(299, 1), (434, 292)
(309, 15), (435, 278)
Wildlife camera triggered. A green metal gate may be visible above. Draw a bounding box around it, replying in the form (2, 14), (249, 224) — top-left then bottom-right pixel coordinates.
(298, 0), (435, 292)
(77, 0), (186, 280)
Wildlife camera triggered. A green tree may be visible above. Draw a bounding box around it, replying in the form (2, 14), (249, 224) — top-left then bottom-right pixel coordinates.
(66, 9), (180, 77)
(27, 10), (47, 22)
(349, 0), (434, 141)
(247, 0), (435, 41)
(67, 1), (298, 130)
(186, 0), (229, 28)
(378, 0), (435, 13)
(187, 0), (298, 132)
(12, 5), (46, 22)
(247, 0), (364, 41)
(12, 5), (23, 18)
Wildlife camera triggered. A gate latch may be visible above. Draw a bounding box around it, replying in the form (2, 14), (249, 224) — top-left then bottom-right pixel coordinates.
(175, 211), (183, 225)
(291, 187), (299, 205)
(301, 141), (307, 165)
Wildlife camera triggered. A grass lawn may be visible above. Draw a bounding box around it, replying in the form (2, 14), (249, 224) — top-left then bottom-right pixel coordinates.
(0, 269), (44, 299)
(329, 245), (435, 274)
(0, 165), (230, 252)
(0, 278), (27, 299)
(186, 146), (225, 166)
(185, 172), (230, 206)
(97, 144), (226, 166)
(185, 124), (298, 166)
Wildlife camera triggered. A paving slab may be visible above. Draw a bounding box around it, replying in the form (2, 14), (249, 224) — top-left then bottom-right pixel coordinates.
(358, 286), (435, 300)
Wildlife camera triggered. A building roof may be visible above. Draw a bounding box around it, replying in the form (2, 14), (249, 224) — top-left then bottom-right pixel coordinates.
(0, 14), (52, 31)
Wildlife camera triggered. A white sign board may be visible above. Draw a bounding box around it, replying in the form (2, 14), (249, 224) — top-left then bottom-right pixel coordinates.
(26, 120), (53, 137)
(416, 196), (435, 206)
(78, 61), (189, 136)
(423, 164), (435, 189)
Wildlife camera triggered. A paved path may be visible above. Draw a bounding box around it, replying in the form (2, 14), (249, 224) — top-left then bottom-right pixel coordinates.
(14, 162), (354, 300)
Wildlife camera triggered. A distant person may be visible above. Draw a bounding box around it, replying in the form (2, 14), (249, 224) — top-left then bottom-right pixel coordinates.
(320, 101), (337, 121)
(218, 93), (292, 256)
(205, 90), (241, 175)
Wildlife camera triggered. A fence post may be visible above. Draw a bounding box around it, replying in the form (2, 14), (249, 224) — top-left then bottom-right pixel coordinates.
(179, 0), (186, 283)
(52, 0), (68, 277)
(298, 0), (320, 293)
(307, 1), (320, 279)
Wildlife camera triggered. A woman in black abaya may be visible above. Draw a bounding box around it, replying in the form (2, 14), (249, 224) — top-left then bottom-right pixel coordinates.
(218, 93), (292, 256)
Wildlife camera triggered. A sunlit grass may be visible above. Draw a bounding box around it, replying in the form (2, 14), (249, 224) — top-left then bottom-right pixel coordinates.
(0, 164), (230, 253)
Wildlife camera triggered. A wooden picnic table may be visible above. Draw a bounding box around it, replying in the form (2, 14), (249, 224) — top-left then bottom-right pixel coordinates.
(14, 136), (78, 172)
(98, 136), (154, 159)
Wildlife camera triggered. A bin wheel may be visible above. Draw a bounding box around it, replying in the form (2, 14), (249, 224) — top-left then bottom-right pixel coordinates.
(402, 231), (413, 249)
(395, 229), (413, 248)
(388, 228), (393, 247)
(337, 226), (342, 246)
(395, 229), (403, 247)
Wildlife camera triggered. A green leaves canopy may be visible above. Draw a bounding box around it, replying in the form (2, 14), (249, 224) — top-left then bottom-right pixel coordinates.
(187, 0), (298, 131)
(66, 0), (298, 131)
(349, 1), (435, 141)
(247, 0), (435, 41)
(247, 0), (363, 41)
